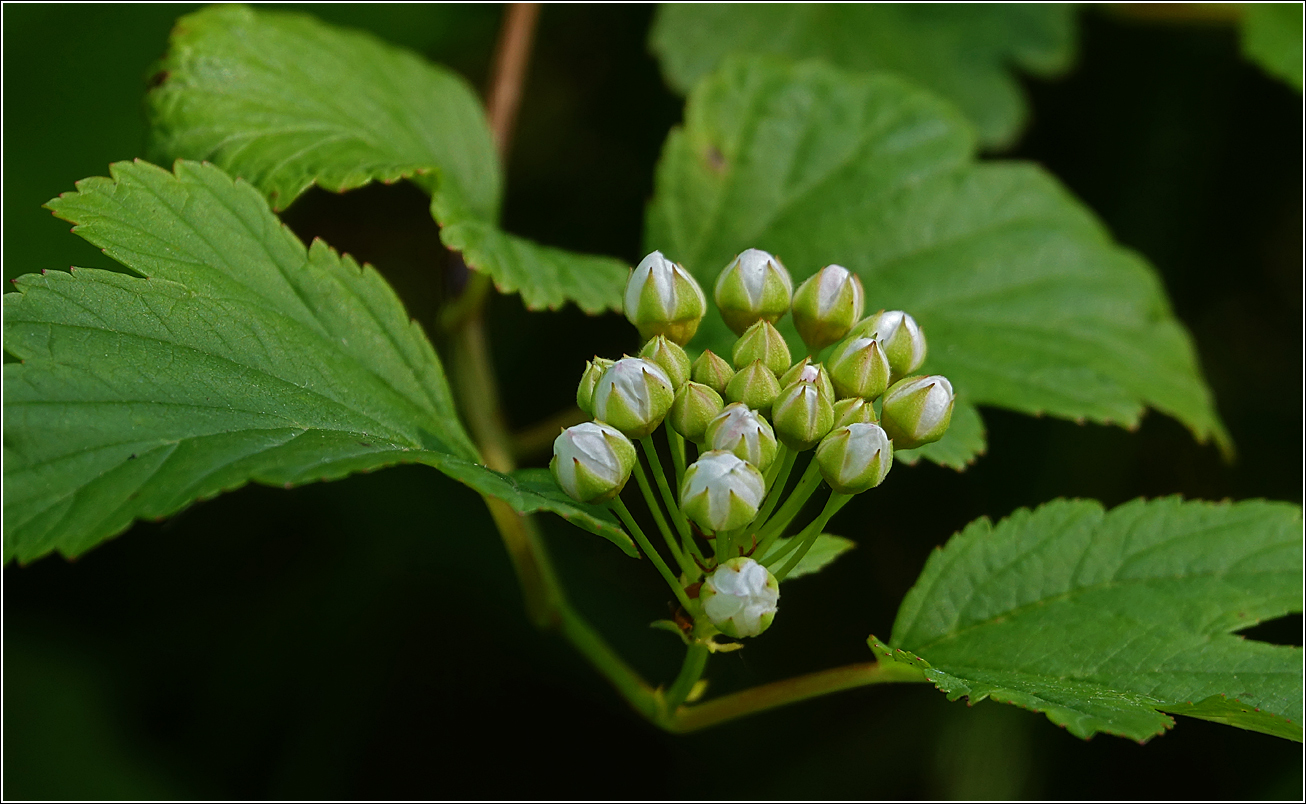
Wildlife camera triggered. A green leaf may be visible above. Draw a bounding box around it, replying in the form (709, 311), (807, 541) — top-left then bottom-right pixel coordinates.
(1242, 3), (1304, 91)
(874, 497), (1303, 742)
(649, 4), (1076, 148)
(146, 4), (627, 314)
(769, 533), (856, 580)
(2, 160), (627, 563)
(646, 58), (1231, 469)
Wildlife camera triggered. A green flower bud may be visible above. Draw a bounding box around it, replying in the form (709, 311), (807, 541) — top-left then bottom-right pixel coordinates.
(550, 421), (637, 503)
(701, 557), (779, 639)
(576, 357), (615, 416)
(679, 450), (767, 533)
(779, 357), (835, 403)
(624, 251), (707, 345)
(880, 375), (954, 449)
(731, 319), (791, 376)
(827, 334), (892, 401)
(638, 335), (691, 389)
(592, 357), (675, 439)
(791, 264), (864, 350)
(691, 349), (735, 396)
(815, 422), (893, 494)
(831, 397), (878, 428)
(852, 310), (927, 380)
(713, 248), (794, 336)
(705, 403), (778, 472)
(669, 381), (725, 443)
(724, 360), (782, 416)
(772, 381), (835, 451)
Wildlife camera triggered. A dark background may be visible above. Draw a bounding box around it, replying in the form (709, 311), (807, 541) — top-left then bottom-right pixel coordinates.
(4, 4), (1302, 799)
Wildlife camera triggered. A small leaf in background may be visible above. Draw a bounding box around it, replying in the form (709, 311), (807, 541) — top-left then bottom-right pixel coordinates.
(646, 58), (1231, 470)
(147, 4), (627, 314)
(875, 497), (1303, 742)
(768, 533), (856, 581)
(649, 4), (1076, 148)
(2, 161), (626, 563)
(1242, 3), (1304, 91)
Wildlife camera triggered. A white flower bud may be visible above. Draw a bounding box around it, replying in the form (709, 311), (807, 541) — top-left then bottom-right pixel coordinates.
(705, 402), (778, 471)
(853, 310), (926, 379)
(791, 264), (864, 350)
(772, 380), (835, 451)
(624, 251), (707, 345)
(815, 422), (893, 494)
(592, 357), (675, 439)
(701, 557), (779, 638)
(550, 421), (637, 503)
(679, 450), (766, 533)
(880, 375), (954, 449)
(714, 248), (794, 336)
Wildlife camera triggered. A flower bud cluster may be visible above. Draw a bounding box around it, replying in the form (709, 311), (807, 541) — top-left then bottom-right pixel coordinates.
(551, 248), (958, 642)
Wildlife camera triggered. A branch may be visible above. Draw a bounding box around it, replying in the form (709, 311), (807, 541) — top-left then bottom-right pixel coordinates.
(485, 3), (541, 161)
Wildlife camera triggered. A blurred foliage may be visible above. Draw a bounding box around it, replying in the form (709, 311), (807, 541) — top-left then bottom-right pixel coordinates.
(3, 4), (1302, 799)
(1242, 2), (1305, 91)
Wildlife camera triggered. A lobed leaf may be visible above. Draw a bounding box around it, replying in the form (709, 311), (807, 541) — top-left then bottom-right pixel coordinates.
(646, 58), (1231, 469)
(2, 160), (628, 563)
(650, 4), (1076, 148)
(873, 497), (1303, 742)
(146, 4), (627, 314)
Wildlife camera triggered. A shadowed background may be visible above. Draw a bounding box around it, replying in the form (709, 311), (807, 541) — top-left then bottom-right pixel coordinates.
(4, 4), (1301, 799)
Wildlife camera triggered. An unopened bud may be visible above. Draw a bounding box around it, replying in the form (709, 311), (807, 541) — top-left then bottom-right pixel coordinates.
(705, 403), (778, 471)
(791, 264), (864, 350)
(624, 251), (707, 345)
(714, 248), (793, 336)
(827, 335), (892, 401)
(724, 360), (782, 416)
(691, 349), (735, 396)
(550, 421), (637, 503)
(669, 381), (724, 443)
(592, 357), (675, 439)
(772, 381), (835, 451)
(779, 357), (835, 403)
(815, 422), (893, 494)
(680, 451), (767, 533)
(879, 375), (954, 449)
(701, 557), (779, 638)
(639, 335), (691, 388)
(852, 310), (926, 380)
(831, 397), (878, 428)
(731, 319), (791, 376)
(577, 357), (615, 416)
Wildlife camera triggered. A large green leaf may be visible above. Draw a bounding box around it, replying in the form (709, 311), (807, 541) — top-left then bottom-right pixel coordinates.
(873, 497), (1303, 742)
(649, 4), (1076, 148)
(1242, 3), (1304, 92)
(146, 4), (627, 314)
(646, 59), (1230, 469)
(3, 160), (631, 563)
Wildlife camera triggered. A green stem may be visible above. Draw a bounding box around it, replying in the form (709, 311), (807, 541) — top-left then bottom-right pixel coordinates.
(754, 459), (823, 556)
(640, 435), (693, 543)
(773, 492), (851, 580)
(669, 429), (687, 489)
(612, 498), (694, 612)
(752, 446), (796, 532)
(630, 459), (692, 575)
(668, 659), (926, 733)
(665, 643), (710, 711)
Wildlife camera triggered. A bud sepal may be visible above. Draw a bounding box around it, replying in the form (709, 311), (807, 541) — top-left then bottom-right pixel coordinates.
(724, 360), (782, 416)
(815, 422), (893, 494)
(669, 381), (725, 443)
